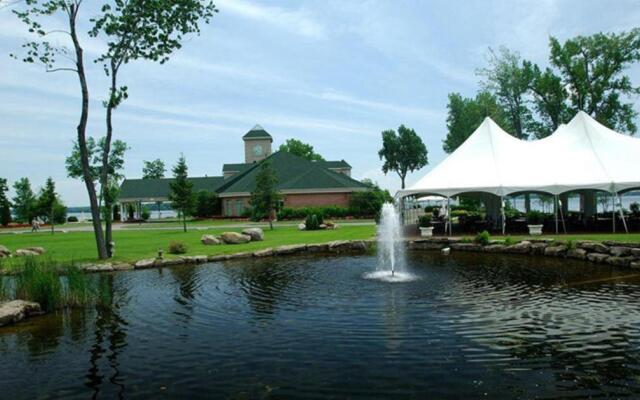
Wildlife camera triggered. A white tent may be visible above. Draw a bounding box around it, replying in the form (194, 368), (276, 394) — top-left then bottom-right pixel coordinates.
(398, 111), (640, 198)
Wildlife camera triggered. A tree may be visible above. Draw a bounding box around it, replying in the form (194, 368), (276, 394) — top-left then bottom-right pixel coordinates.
(194, 190), (220, 218)
(443, 91), (510, 153)
(37, 177), (59, 234)
(66, 137), (128, 256)
(548, 28), (640, 135)
(250, 161), (280, 230)
(379, 125), (428, 189)
(12, 178), (36, 224)
(142, 159), (166, 179)
(169, 154), (194, 233)
(279, 139), (325, 161)
(478, 47), (533, 140)
(0, 178), (12, 227)
(11, 0), (108, 258)
(349, 179), (393, 217)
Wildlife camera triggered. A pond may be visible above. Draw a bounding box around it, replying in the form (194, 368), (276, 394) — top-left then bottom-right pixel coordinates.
(2, 252), (640, 399)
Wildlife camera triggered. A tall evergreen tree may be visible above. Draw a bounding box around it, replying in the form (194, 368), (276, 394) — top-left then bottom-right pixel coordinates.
(0, 178), (12, 227)
(250, 161), (280, 230)
(169, 154), (194, 233)
(12, 178), (36, 224)
(37, 177), (58, 234)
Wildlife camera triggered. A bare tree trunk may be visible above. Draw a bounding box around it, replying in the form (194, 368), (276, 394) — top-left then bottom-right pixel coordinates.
(183, 211), (187, 233)
(101, 62), (118, 257)
(69, 4), (108, 259)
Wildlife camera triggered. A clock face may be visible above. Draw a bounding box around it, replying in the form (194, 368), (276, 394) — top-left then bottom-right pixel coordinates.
(253, 144), (263, 156)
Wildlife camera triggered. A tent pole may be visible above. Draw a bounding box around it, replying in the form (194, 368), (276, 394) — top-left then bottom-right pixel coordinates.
(554, 195), (559, 235)
(447, 196), (452, 236)
(558, 197), (567, 234)
(617, 192), (629, 234)
(500, 196), (505, 236)
(611, 193), (616, 233)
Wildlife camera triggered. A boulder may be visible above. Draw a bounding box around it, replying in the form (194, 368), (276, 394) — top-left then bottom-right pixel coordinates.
(207, 254), (229, 262)
(408, 241), (445, 250)
(328, 240), (352, 252)
(298, 223), (306, 231)
(484, 244), (506, 253)
(184, 255), (208, 264)
(587, 253), (609, 263)
(0, 300), (42, 327)
(350, 240), (368, 251)
(631, 261), (640, 269)
(274, 244), (307, 255)
(0, 245), (11, 257)
(112, 263), (134, 271)
(25, 247), (46, 255)
(226, 252), (253, 260)
(242, 228), (264, 241)
(306, 243), (330, 252)
(253, 248), (274, 257)
(578, 241), (609, 254)
(200, 235), (221, 245)
(566, 248), (587, 260)
(631, 248), (640, 258)
(134, 258), (158, 269)
(83, 263), (115, 273)
(450, 243), (483, 252)
(220, 232), (251, 245)
(606, 256), (634, 267)
(530, 243), (548, 255)
(506, 241), (531, 254)
(544, 245), (567, 257)
(160, 259), (184, 267)
(15, 249), (40, 257)
(609, 246), (633, 257)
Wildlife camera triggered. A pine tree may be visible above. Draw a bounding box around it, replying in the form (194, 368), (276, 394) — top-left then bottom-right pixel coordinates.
(169, 154), (194, 232)
(250, 161), (280, 230)
(38, 177), (58, 234)
(0, 178), (12, 227)
(12, 178), (36, 224)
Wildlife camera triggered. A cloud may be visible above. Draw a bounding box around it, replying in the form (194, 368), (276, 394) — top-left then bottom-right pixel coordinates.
(216, 0), (327, 39)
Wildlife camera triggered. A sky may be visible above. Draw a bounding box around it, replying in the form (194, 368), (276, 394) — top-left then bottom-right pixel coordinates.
(1, 0), (639, 206)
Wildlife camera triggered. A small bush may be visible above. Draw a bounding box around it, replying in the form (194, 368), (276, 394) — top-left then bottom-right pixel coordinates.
(418, 215), (432, 227)
(305, 214), (323, 230)
(141, 207), (151, 221)
(168, 240), (188, 254)
(67, 216), (79, 223)
(566, 240), (576, 250)
(503, 236), (515, 246)
(526, 210), (545, 225)
(474, 230), (491, 246)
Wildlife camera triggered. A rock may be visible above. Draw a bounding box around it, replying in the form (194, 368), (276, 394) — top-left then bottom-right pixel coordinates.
(578, 241), (609, 254)
(306, 243), (330, 252)
(83, 263), (115, 273)
(226, 252), (253, 260)
(0, 300), (42, 327)
(610, 246), (633, 257)
(530, 243), (548, 255)
(328, 240), (352, 252)
(298, 223), (306, 231)
(160, 259), (184, 267)
(450, 243), (482, 252)
(253, 248), (274, 257)
(134, 258), (158, 269)
(441, 247), (451, 255)
(0, 245), (11, 257)
(220, 232), (251, 245)
(25, 247), (46, 255)
(207, 254), (229, 262)
(15, 249), (40, 257)
(484, 244), (506, 253)
(631, 248), (640, 258)
(566, 248), (587, 260)
(544, 245), (567, 257)
(201, 235), (221, 245)
(587, 253), (609, 263)
(112, 262), (134, 271)
(274, 244), (307, 255)
(408, 241), (445, 250)
(318, 224), (328, 230)
(350, 240), (367, 251)
(242, 228), (264, 241)
(630, 261), (640, 269)
(181, 255), (208, 264)
(506, 241), (531, 254)
(606, 256), (634, 267)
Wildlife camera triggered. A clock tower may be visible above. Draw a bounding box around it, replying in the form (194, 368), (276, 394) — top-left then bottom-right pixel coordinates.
(243, 124), (273, 163)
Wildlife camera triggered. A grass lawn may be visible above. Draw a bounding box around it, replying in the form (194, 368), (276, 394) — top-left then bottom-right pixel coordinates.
(0, 224), (376, 266)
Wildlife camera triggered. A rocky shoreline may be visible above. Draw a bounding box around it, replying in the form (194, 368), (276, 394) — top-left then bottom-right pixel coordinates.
(408, 237), (640, 269)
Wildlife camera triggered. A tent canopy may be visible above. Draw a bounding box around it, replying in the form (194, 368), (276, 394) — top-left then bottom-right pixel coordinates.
(398, 111), (640, 199)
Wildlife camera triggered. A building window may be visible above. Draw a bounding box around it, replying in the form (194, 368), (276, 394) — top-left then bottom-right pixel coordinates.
(236, 200), (244, 216)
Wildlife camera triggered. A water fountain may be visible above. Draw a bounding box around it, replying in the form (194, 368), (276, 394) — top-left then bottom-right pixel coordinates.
(365, 202), (416, 282)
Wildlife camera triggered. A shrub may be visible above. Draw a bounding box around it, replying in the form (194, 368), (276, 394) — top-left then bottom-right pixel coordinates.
(53, 202), (67, 224)
(474, 230), (491, 246)
(168, 240), (188, 254)
(194, 190), (220, 218)
(566, 240), (576, 250)
(305, 214), (323, 230)
(418, 215), (432, 227)
(526, 210), (545, 225)
(141, 207), (151, 221)
(277, 206), (350, 220)
(67, 216), (79, 223)
(503, 236), (515, 246)
(348, 185), (392, 217)
(631, 202), (640, 216)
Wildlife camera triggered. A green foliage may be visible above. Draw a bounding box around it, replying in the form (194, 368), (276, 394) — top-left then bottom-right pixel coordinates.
(15, 257), (62, 312)
(349, 181), (393, 217)
(65, 137), (129, 183)
(474, 230), (491, 246)
(141, 206), (151, 221)
(169, 154), (194, 232)
(526, 210), (545, 225)
(142, 159), (166, 179)
(36, 177), (66, 231)
(168, 240), (188, 255)
(566, 239), (576, 251)
(65, 265), (92, 308)
(418, 215), (432, 228)
(250, 161), (280, 230)
(194, 190), (220, 218)
(305, 214), (323, 230)
(379, 125), (428, 188)
(277, 206), (351, 220)
(53, 201), (67, 225)
(503, 236), (515, 246)
(443, 91), (510, 153)
(12, 177), (36, 223)
(630, 202), (640, 216)
(67, 216), (79, 223)
(278, 138), (325, 161)
(0, 178), (12, 226)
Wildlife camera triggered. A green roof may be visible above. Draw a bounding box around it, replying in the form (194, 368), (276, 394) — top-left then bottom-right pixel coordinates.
(243, 124), (272, 140)
(317, 160), (351, 169)
(217, 151), (367, 194)
(120, 176), (225, 200)
(222, 163), (253, 173)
